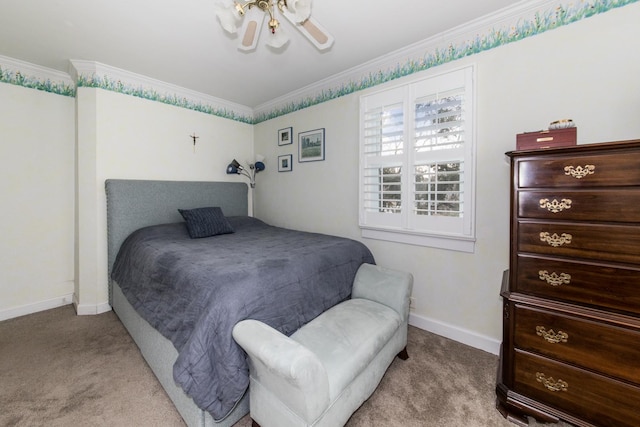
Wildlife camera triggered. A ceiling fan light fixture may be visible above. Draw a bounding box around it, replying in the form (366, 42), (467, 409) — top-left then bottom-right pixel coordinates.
(235, 1), (247, 15)
(214, 3), (242, 33)
(216, 0), (332, 52)
(285, 0), (311, 22)
(266, 26), (290, 48)
(267, 15), (279, 33)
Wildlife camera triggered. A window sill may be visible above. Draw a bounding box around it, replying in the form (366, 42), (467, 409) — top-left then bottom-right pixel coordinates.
(361, 226), (475, 253)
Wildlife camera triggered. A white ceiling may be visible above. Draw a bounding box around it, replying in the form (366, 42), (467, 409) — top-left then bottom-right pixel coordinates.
(1, 0), (518, 108)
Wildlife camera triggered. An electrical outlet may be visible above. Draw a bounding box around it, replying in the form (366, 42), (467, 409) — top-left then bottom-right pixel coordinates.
(409, 297), (416, 311)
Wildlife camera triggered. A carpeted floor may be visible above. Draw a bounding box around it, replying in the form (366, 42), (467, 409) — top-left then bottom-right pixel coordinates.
(0, 305), (572, 427)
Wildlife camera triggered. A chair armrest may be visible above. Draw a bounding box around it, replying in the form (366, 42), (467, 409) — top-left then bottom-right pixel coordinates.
(232, 319), (330, 423)
(352, 263), (414, 321)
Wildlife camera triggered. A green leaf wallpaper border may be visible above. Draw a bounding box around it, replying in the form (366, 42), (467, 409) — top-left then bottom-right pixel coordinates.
(1, 0), (637, 124)
(253, 0), (638, 124)
(75, 74), (254, 124)
(0, 66), (75, 97)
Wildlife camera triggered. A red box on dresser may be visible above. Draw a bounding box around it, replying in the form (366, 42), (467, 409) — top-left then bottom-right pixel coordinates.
(516, 127), (577, 150)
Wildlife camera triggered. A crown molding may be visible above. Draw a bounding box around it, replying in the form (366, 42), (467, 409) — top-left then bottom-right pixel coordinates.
(69, 60), (254, 124)
(0, 54), (75, 96)
(253, 0), (636, 122)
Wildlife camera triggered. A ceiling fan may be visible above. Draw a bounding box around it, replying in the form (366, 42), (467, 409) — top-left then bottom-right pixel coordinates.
(214, 0), (334, 52)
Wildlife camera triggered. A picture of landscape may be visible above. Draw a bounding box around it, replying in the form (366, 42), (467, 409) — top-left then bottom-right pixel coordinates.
(299, 128), (325, 162)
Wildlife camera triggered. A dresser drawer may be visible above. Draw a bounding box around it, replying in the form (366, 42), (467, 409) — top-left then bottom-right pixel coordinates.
(513, 350), (640, 427)
(518, 189), (640, 222)
(517, 151), (640, 188)
(513, 304), (640, 384)
(518, 221), (640, 264)
(514, 255), (640, 315)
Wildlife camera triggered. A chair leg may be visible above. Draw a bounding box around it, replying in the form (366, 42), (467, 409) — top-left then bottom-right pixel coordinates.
(397, 346), (409, 360)
(252, 419), (261, 427)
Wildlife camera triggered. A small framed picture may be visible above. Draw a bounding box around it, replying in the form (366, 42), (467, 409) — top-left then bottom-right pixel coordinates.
(278, 127), (293, 146)
(298, 128), (325, 162)
(278, 154), (293, 172)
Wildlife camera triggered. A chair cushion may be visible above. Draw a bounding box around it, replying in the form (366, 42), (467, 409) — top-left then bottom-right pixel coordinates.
(291, 298), (401, 400)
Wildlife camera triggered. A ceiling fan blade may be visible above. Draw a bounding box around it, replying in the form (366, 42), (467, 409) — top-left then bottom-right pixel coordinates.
(301, 18), (331, 47)
(241, 21), (259, 48)
(238, 12), (265, 51)
(281, 12), (334, 51)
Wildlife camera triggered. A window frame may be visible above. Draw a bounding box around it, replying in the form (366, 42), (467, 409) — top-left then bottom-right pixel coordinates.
(358, 65), (476, 253)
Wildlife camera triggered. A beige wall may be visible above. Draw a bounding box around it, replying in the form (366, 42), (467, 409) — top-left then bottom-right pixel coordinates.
(74, 88), (254, 313)
(0, 84), (75, 319)
(253, 5), (640, 353)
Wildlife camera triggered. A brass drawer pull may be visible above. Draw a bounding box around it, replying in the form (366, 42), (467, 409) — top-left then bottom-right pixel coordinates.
(564, 164), (595, 179)
(539, 198), (572, 213)
(536, 326), (568, 344)
(536, 372), (568, 392)
(539, 232), (572, 247)
(538, 270), (571, 286)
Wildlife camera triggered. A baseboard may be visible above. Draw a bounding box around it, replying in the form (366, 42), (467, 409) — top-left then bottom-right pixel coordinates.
(0, 294), (75, 321)
(409, 312), (501, 356)
(73, 293), (112, 315)
(1, 295), (500, 355)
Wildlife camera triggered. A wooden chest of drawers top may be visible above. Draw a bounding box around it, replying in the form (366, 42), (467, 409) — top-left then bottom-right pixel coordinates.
(508, 139), (640, 189)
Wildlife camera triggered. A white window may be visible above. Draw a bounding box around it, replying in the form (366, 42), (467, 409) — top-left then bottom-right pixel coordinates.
(359, 66), (475, 252)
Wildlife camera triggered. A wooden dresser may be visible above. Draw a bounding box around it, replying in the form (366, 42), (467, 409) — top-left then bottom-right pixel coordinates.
(496, 140), (640, 427)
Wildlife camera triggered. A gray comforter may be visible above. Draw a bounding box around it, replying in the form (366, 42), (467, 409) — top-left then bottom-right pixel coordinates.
(111, 216), (375, 420)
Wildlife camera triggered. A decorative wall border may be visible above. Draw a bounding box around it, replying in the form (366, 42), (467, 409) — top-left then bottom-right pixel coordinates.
(1, 0), (637, 124)
(75, 73), (253, 124)
(0, 55), (75, 97)
(253, 0), (639, 123)
(70, 60), (254, 124)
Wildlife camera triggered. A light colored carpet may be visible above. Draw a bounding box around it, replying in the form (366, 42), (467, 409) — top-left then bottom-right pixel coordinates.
(0, 305), (572, 427)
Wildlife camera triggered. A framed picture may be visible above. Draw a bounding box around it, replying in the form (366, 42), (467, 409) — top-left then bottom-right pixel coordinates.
(278, 154), (293, 172)
(298, 128), (325, 162)
(278, 127), (293, 146)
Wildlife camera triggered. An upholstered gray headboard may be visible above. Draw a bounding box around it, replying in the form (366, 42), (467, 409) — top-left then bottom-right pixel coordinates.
(105, 179), (248, 303)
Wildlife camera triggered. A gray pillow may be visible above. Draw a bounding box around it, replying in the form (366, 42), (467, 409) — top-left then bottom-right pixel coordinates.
(178, 207), (235, 238)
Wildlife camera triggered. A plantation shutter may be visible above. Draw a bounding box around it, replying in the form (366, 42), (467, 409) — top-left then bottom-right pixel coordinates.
(359, 66), (475, 249)
(360, 87), (406, 229)
(411, 87), (466, 233)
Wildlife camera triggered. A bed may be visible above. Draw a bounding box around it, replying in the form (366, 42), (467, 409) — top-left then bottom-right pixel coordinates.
(105, 179), (375, 427)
